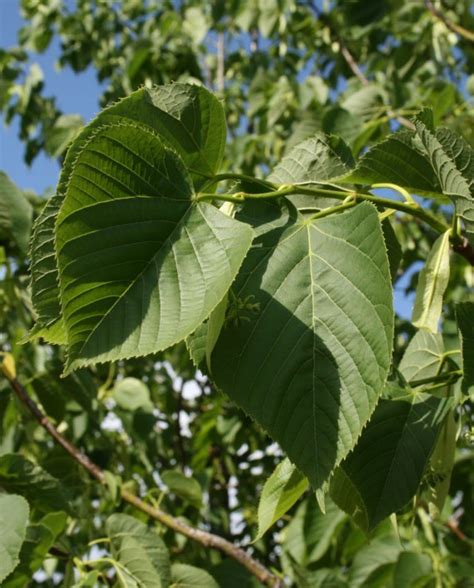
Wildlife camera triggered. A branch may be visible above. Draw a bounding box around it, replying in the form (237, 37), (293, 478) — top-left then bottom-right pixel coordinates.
(424, 0), (474, 43)
(2, 370), (282, 588)
(308, 2), (415, 130)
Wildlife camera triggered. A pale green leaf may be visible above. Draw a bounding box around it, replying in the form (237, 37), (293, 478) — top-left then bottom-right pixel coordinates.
(412, 231), (451, 333)
(456, 302), (474, 395)
(106, 513), (170, 588)
(0, 494), (29, 584)
(211, 200), (393, 490)
(393, 552), (432, 588)
(282, 497), (346, 565)
(170, 563), (219, 588)
(113, 378), (152, 411)
(268, 134), (354, 209)
(348, 534), (402, 588)
(255, 458), (308, 540)
(399, 330), (445, 383)
(44, 114), (84, 158)
(161, 470), (203, 508)
(330, 394), (445, 532)
(0, 171), (33, 253)
(291, 565), (347, 588)
(55, 123), (253, 372)
(0, 454), (71, 514)
(3, 512), (67, 588)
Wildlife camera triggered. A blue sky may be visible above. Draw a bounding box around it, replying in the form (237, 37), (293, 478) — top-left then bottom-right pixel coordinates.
(0, 0), (414, 318)
(0, 0), (103, 193)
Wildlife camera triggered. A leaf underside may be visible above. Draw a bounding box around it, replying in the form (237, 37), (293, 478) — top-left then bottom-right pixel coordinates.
(211, 201), (394, 489)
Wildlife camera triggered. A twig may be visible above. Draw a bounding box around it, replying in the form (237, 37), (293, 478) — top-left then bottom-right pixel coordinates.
(308, 2), (415, 130)
(424, 0), (474, 43)
(3, 371), (282, 588)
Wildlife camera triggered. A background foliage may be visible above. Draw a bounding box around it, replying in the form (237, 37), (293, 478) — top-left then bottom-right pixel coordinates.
(0, 0), (473, 586)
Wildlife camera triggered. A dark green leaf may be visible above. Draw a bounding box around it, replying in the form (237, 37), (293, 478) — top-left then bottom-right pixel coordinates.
(330, 394), (445, 532)
(456, 302), (474, 395)
(0, 171), (33, 253)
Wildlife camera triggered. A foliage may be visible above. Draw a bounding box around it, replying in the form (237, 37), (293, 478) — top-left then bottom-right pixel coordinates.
(1, 1), (473, 587)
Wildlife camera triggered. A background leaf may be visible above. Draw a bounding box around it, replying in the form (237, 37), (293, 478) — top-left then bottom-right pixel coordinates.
(0, 171), (32, 253)
(0, 494), (29, 584)
(255, 458), (308, 540)
(412, 230), (451, 333)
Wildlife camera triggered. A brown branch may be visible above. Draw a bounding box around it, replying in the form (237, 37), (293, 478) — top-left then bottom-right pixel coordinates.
(3, 370), (282, 588)
(309, 2), (414, 130)
(424, 0), (474, 43)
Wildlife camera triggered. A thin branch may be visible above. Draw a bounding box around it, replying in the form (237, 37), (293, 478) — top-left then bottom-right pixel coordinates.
(3, 370), (282, 588)
(308, 2), (414, 130)
(424, 0), (474, 43)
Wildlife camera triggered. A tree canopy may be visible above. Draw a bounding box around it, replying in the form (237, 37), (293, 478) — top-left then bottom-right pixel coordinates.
(0, 1), (473, 587)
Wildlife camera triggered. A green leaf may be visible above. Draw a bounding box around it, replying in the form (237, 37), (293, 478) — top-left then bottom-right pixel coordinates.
(170, 563), (219, 588)
(291, 565), (347, 588)
(414, 119), (474, 245)
(348, 534), (402, 588)
(44, 114), (84, 158)
(268, 134), (354, 209)
(0, 494), (29, 584)
(0, 454), (71, 514)
(113, 377), (152, 411)
(282, 497), (346, 565)
(106, 513), (170, 588)
(255, 458), (308, 540)
(29, 83), (227, 338)
(55, 122), (253, 372)
(212, 201), (393, 490)
(392, 552), (432, 588)
(322, 106), (364, 147)
(381, 219), (402, 283)
(3, 512), (67, 588)
(456, 302), (474, 395)
(341, 131), (441, 196)
(398, 329), (445, 383)
(161, 470), (203, 508)
(428, 409), (457, 517)
(330, 394), (445, 532)
(0, 171), (33, 253)
(29, 195), (64, 340)
(412, 230), (451, 333)
(205, 292), (228, 372)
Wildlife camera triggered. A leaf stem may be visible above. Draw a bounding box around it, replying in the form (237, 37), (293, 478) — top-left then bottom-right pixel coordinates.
(410, 370), (463, 388)
(197, 184), (449, 233)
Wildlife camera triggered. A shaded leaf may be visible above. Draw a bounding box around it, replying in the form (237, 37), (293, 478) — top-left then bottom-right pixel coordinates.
(44, 114), (84, 158)
(456, 302), (474, 395)
(282, 497), (346, 565)
(211, 201), (393, 490)
(255, 458), (308, 540)
(330, 394), (445, 532)
(393, 552), (432, 588)
(0, 171), (33, 253)
(0, 454), (71, 514)
(348, 534), (402, 587)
